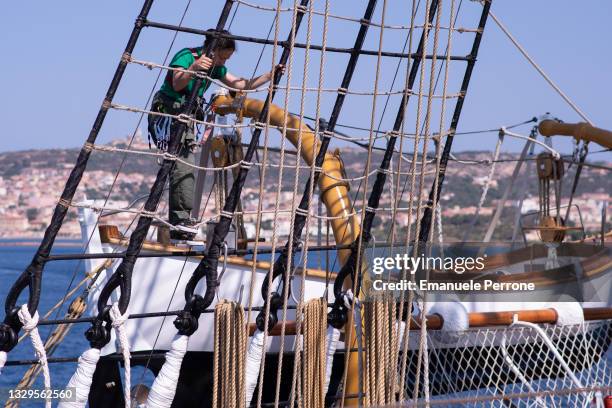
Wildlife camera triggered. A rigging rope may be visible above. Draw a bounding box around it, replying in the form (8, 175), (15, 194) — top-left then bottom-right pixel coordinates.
(485, 7), (593, 125)
(461, 130), (504, 242)
(109, 302), (132, 408)
(17, 304), (52, 408)
(6, 295), (88, 408)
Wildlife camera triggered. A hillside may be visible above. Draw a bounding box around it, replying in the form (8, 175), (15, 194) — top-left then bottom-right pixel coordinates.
(0, 135), (609, 241)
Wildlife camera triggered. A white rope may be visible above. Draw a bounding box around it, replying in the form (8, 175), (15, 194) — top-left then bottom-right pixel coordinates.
(109, 302), (131, 408)
(486, 7), (593, 125)
(436, 202), (444, 258)
(146, 334), (189, 408)
(17, 304), (51, 408)
(245, 329), (267, 408)
(502, 128), (561, 158)
(58, 348), (101, 408)
(323, 326), (340, 396)
(0, 351), (6, 373)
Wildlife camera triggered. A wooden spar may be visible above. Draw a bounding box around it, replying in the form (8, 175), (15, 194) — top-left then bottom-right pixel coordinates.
(250, 307), (612, 336)
(539, 120), (612, 149)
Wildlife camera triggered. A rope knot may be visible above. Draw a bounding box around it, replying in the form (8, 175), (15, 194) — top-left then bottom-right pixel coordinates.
(220, 210), (234, 219)
(58, 198), (72, 208)
(109, 303), (129, 328)
(18, 304), (40, 332)
(253, 121), (266, 131)
(295, 207), (309, 217)
(161, 152), (178, 161)
(109, 302), (131, 405)
(342, 290), (360, 310)
(177, 113), (193, 124)
(140, 210), (157, 219)
(240, 160), (253, 170)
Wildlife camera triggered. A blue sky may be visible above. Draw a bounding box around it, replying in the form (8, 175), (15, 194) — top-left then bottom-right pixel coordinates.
(1, 0), (611, 157)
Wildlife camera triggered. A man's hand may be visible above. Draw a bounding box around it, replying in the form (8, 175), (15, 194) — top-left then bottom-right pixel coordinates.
(273, 64), (286, 77)
(191, 55), (213, 72)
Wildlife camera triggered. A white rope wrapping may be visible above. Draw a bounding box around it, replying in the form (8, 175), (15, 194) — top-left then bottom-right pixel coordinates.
(323, 326), (340, 396)
(245, 329), (267, 408)
(110, 303), (131, 408)
(146, 334), (189, 408)
(17, 304), (52, 408)
(58, 348), (101, 408)
(397, 320), (407, 350)
(0, 351), (6, 373)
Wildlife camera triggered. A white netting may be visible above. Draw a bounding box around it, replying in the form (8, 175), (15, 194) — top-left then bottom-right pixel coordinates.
(396, 320), (611, 407)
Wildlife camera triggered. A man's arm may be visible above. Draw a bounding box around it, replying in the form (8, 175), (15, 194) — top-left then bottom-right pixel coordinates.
(222, 65), (285, 90)
(172, 55), (213, 92)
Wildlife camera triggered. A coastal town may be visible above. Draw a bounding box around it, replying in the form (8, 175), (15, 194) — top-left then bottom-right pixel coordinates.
(0, 133), (609, 242)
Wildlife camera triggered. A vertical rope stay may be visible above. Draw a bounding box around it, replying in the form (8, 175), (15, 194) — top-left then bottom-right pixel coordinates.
(267, 0), (302, 405)
(244, 1), (284, 406)
(406, 0), (442, 403)
(237, 2), (311, 407)
(396, 0), (420, 401)
(336, 0), (390, 405)
(286, 0), (318, 405)
(289, 0), (331, 404)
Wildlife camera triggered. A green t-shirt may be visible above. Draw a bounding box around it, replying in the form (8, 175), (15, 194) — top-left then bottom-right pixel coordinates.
(159, 47), (227, 103)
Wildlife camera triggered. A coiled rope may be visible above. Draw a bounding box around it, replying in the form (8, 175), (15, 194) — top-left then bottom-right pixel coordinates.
(295, 298), (327, 408)
(363, 295), (397, 406)
(211, 301), (247, 408)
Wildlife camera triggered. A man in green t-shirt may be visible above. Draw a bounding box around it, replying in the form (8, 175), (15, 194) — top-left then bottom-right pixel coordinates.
(148, 29), (284, 240)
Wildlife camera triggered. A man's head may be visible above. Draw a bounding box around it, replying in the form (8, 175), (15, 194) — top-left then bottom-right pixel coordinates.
(205, 29), (236, 65)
